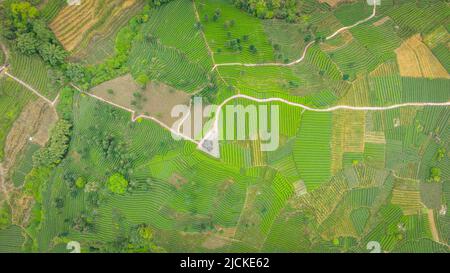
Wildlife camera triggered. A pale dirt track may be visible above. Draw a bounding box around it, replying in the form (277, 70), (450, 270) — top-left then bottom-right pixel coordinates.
(211, 3), (377, 70)
(198, 94), (450, 148)
(427, 209), (441, 244)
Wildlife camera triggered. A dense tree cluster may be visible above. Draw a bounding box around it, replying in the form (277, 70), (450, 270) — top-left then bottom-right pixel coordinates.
(0, 1), (88, 92)
(0, 0), (184, 90)
(33, 119), (72, 167)
(62, 169), (104, 208)
(86, 190), (102, 209)
(62, 171), (103, 209)
(98, 224), (165, 252)
(62, 170), (85, 198)
(87, 6), (150, 87)
(53, 197), (64, 209)
(107, 173), (129, 194)
(427, 148), (447, 182)
(71, 213), (94, 233)
(0, 1), (154, 89)
(149, 0), (173, 7)
(1, 1), (39, 36)
(75, 177), (86, 189)
(429, 167), (441, 182)
(231, 0), (299, 22)
(56, 87), (75, 121)
(435, 147), (446, 161)
(225, 38), (243, 52)
(126, 224), (162, 252)
(1, 1), (67, 65)
(92, 132), (135, 174)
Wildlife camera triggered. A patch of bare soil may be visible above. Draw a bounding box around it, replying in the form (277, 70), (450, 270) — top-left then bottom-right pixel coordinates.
(320, 30), (353, 52)
(293, 180), (307, 197)
(201, 226), (237, 250)
(373, 16), (390, 26)
(69, 150), (82, 163)
(1, 161), (34, 228)
(8, 190), (34, 227)
(3, 100), (57, 172)
(91, 74), (191, 126)
(168, 173), (188, 190)
(218, 179), (234, 194)
(32, 108), (58, 146)
(202, 234), (230, 250)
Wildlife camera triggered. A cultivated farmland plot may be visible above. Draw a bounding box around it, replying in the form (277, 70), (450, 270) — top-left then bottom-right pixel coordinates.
(0, 0), (448, 255)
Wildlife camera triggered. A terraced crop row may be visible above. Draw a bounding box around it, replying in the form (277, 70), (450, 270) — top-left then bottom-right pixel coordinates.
(333, 1), (373, 26)
(9, 50), (59, 99)
(50, 0), (98, 50)
(143, 0), (213, 70)
(350, 21), (402, 64)
(0, 226), (25, 252)
(75, 0), (145, 64)
(197, 0), (274, 64)
(387, 1), (450, 38)
(401, 78), (450, 103)
(128, 39), (209, 92)
(220, 142), (251, 167)
(40, 0), (67, 22)
(305, 45), (342, 81)
(51, 0), (136, 51)
(218, 65), (302, 98)
(431, 44), (450, 73)
(328, 39), (379, 80)
(293, 111), (333, 191)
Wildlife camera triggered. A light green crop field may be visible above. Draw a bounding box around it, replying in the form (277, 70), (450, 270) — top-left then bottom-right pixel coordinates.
(334, 1), (373, 26)
(196, 0), (275, 63)
(293, 111), (332, 191)
(141, 0), (213, 70)
(0, 225), (25, 253)
(218, 65), (302, 97)
(0, 0), (449, 255)
(128, 38), (210, 92)
(8, 49), (60, 99)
